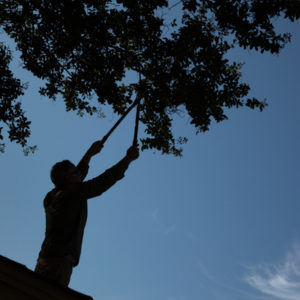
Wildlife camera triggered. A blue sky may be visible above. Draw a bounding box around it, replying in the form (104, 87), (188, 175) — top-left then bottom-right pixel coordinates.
(0, 8), (300, 300)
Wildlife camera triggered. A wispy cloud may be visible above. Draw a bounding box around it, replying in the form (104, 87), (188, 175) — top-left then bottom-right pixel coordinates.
(196, 258), (258, 300)
(152, 208), (159, 222)
(164, 224), (176, 235)
(152, 208), (176, 235)
(245, 244), (300, 300)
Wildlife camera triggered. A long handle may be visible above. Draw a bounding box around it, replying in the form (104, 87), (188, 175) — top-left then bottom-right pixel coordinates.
(102, 100), (138, 144)
(133, 72), (142, 145)
(133, 99), (141, 145)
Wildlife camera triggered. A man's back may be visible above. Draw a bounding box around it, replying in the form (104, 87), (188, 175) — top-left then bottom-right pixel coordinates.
(40, 186), (88, 266)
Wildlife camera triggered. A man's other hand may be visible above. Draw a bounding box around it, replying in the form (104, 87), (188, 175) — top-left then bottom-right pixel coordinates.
(88, 140), (104, 156)
(126, 144), (139, 163)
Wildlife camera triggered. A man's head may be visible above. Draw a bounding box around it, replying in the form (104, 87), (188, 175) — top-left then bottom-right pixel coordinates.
(50, 160), (81, 188)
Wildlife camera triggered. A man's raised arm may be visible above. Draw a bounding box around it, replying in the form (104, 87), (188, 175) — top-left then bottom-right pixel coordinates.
(77, 140), (104, 180)
(74, 144), (139, 199)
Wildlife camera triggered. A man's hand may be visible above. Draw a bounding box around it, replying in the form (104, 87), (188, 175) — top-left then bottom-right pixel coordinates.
(125, 144), (139, 163)
(78, 140), (105, 167)
(87, 140), (104, 157)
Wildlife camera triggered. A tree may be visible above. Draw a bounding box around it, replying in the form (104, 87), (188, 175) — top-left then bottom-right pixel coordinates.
(0, 0), (299, 155)
(0, 42), (34, 154)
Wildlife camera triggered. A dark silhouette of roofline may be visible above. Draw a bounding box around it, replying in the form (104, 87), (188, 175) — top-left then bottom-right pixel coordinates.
(0, 255), (93, 300)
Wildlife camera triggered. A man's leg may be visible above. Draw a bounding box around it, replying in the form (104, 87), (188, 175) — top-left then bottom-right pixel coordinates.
(35, 257), (73, 286)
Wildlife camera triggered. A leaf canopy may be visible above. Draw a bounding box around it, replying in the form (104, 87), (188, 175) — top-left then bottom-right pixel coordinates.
(1, 0), (299, 155)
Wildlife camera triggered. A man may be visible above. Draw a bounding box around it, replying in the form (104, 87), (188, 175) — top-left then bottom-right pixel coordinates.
(35, 140), (139, 286)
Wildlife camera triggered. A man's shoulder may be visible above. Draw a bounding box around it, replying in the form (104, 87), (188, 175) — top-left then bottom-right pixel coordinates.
(43, 188), (70, 208)
(43, 185), (83, 209)
(43, 188), (58, 209)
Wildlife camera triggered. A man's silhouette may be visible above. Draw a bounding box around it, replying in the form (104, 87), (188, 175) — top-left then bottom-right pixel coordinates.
(35, 140), (139, 286)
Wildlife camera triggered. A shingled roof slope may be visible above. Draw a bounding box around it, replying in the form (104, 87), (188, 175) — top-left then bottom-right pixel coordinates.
(0, 255), (93, 300)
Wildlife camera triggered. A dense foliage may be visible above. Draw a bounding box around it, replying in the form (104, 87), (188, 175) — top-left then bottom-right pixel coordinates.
(1, 0), (299, 155)
(0, 42), (32, 153)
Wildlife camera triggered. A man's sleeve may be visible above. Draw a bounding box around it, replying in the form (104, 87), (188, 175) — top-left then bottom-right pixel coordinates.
(76, 161), (89, 181)
(74, 157), (130, 199)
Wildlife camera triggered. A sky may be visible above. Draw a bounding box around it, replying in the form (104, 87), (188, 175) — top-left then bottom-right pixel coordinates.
(0, 6), (300, 300)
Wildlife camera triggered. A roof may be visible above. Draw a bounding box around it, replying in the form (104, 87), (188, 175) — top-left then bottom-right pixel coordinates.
(0, 255), (93, 300)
